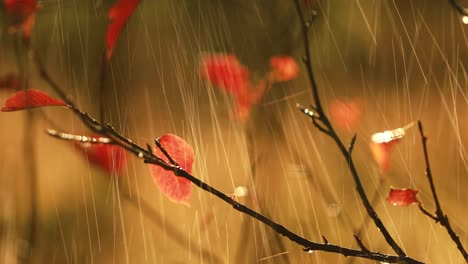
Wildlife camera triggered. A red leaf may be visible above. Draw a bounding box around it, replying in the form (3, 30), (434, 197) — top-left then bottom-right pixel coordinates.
(75, 140), (127, 175)
(1, 89), (67, 112)
(329, 99), (365, 132)
(149, 134), (195, 206)
(200, 54), (260, 121)
(269, 56), (299, 82)
(370, 127), (405, 174)
(4, 0), (38, 39)
(106, 0), (141, 60)
(386, 187), (420, 206)
(200, 54), (251, 95)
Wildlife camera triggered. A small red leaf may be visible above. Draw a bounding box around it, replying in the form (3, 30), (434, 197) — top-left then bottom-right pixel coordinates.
(386, 187), (420, 206)
(106, 0), (141, 60)
(200, 54), (260, 121)
(149, 134), (195, 206)
(1, 89), (67, 112)
(329, 99), (365, 132)
(200, 54), (251, 95)
(75, 140), (127, 175)
(4, 0), (38, 39)
(269, 56), (299, 82)
(370, 127), (405, 174)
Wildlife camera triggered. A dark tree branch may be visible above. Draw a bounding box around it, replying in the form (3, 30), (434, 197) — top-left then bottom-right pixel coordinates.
(417, 121), (468, 261)
(293, 0), (410, 259)
(349, 135), (357, 154)
(417, 204), (438, 222)
(450, 0), (468, 16)
(30, 47), (422, 264)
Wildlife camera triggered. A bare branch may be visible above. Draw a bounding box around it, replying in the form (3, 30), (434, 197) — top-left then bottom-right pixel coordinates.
(450, 0), (468, 16)
(349, 134), (357, 154)
(418, 121), (468, 261)
(293, 0), (409, 258)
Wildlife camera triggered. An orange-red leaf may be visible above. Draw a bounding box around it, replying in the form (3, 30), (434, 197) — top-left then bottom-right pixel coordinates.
(149, 134), (195, 206)
(75, 140), (127, 175)
(200, 54), (251, 95)
(269, 56), (299, 82)
(4, 0), (38, 40)
(370, 127), (405, 174)
(1, 89), (67, 112)
(106, 0), (141, 60)
(386, 187), (420, 206)
(329, 99), (365, 132)
(200, 54), (259, 121)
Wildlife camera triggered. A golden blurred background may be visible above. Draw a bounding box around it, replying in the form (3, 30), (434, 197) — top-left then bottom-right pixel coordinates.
(1, 0), (467, 263)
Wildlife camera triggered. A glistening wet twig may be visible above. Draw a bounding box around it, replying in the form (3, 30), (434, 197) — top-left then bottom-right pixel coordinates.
(293, 0), (409, 259)
(450, 0), (468, 16)
(417, 121), (468, 262)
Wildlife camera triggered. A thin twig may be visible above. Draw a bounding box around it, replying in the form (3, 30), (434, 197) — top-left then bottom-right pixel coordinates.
(450, 0), (468, 16)
(293, 0), (409, 258)
(418, 121), (468, 261)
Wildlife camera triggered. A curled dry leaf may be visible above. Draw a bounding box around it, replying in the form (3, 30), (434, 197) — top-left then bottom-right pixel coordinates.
(329, 99), (365, 132)
(269, 56), (299, 82)
(149, 134), (195, 206)
(386, 187), (420, 206)
(4, 0), (38, 39)
(106, 0), (141, 60)
(370, 127), (405, 174)
(1, 89), (67, 112)
(74, 140), (127, 175)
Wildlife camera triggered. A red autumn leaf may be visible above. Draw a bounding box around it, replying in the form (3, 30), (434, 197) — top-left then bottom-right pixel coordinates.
(74, 140), (127, 175)
(1, 89), (67, 112)
(200, 53), (260, 121)
(4, 0), (38, 39)
(0, 73), (22, 91)
(370, 127), (405, 174)
(149, 134), (195, 206)
(269, 56), (299, 82)
(200, 54), (251, 95)
(329, 99), (365, 132)
(386, 187), (420, 206)
(106, 0), (141, 60)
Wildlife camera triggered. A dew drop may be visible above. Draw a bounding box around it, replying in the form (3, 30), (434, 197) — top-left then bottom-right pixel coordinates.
(463, 16), (468, 24)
